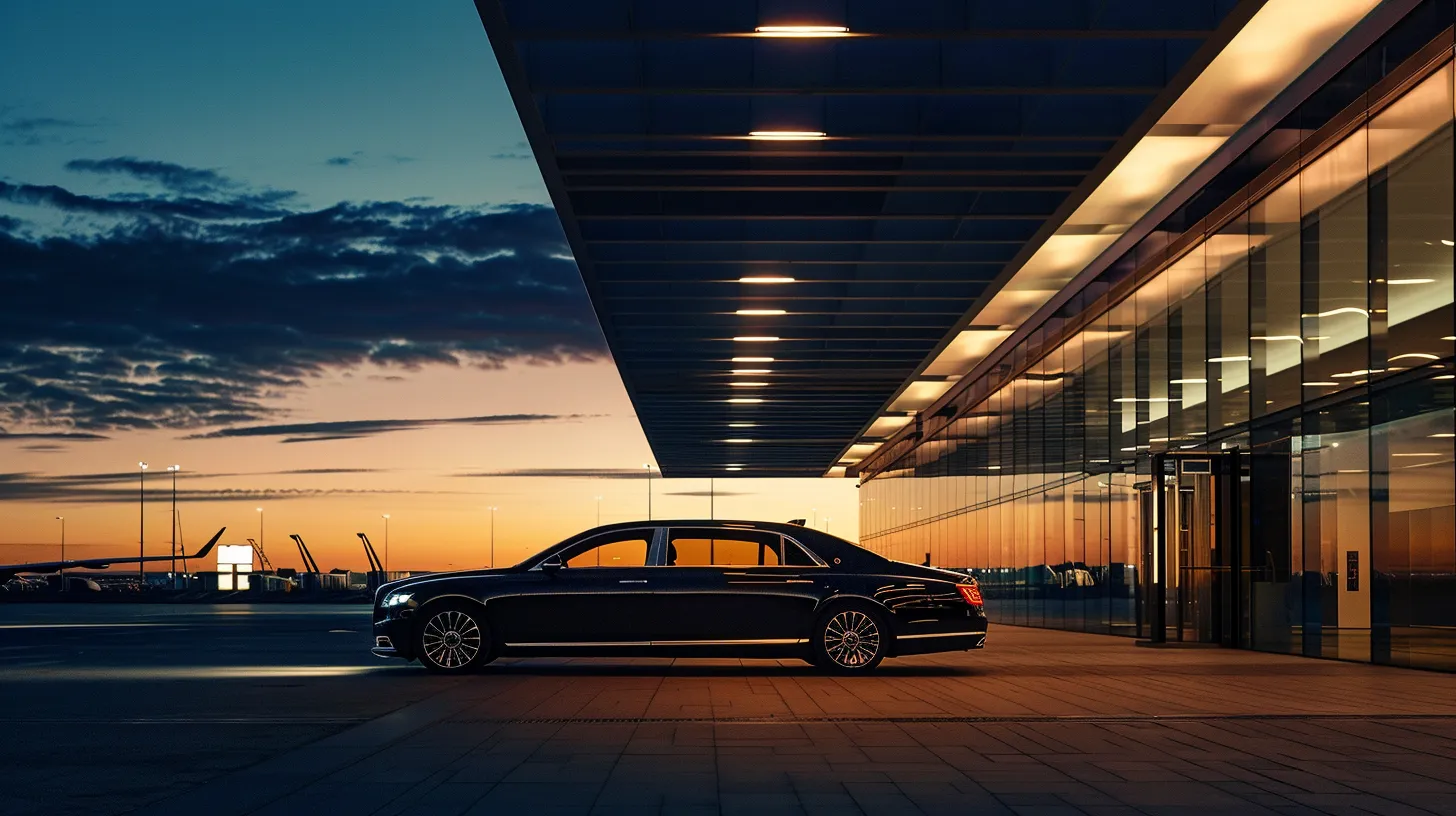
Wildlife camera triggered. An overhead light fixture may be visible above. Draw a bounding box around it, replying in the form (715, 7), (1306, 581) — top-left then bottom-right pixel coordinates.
(728, 423), (755, 428)
(732, 356), (774, 362)
(731, 369), (770, 374)
(1444, 336), (1456, 341)
(723, 438), (754, 443)
(736, 309), (786, 316)
(1252, 335), (1303, 343)
(753, 25), (849, 37)
(1392, 452), (1442, 457)
(1442, 239), (1454, 247)
(1303, 381), (1339, 387)
(1208, 356), (1252, 363)
(733, 336), (780, 342)
(1388, 279), (1437, 285)
(730, 382), (768, 387)
(727, 398), (764, 404)
(1169, 378), (1207, 384)
(725, 466), (744, 471)
(1390, 353), (1439, 362)
(1430, 433), (1455, 438)
(747, 130), (827, 141)
(739, 276), (795, 284)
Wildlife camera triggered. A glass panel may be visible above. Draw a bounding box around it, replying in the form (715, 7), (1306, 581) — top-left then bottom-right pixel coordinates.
(1250, 178), (1304, 414)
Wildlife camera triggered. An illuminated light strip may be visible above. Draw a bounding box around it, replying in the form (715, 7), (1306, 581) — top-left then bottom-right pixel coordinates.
(733, 336), (780, 342)
(1208, 356), (1252, 363)
(1389, 353), (1439, 361)
(731, 369), (770, 374)
(739, 276), (795, 284)
(736, 309), (786, 315)
(732, 356), (774, 362)
(1303, 381), (1340, 387)
(722, 438), (755, 443)
(1302, 307), (1369, 318)
(747, 130), (826, 141)
(1387, 278), (1437, 285)
(726, 398), (763, 404)
(729, 382), (768, 387)
(1170, 378), (1207, 384)
(753, 25), (849, 37)
(1253, 335), (1303, 343)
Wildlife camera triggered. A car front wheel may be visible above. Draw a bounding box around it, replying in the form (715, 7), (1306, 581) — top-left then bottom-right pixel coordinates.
(812, 605), (887, 674)
(415, 604), (491, 674)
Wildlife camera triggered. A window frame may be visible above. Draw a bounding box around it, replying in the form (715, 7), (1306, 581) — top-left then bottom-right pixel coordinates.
(530, 527), (664, 570)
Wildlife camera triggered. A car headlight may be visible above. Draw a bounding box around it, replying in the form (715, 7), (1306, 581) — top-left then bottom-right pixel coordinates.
(383, 591), (413, 608)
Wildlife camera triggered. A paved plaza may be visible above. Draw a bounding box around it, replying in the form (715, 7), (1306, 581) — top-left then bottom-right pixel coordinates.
(2, 605), (1454, 815)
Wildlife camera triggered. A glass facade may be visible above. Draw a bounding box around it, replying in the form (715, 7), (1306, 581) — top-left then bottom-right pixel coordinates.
(860, 55), (1456, 672)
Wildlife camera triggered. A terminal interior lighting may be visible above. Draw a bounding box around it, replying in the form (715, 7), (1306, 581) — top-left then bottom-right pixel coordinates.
(753, 26), (849, 37)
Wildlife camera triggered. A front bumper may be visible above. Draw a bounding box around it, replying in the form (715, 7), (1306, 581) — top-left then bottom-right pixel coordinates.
(372, 616), (414, 660)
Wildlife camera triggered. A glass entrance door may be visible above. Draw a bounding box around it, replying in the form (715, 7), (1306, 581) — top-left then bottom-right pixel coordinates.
(1143, 451), (1241, 645)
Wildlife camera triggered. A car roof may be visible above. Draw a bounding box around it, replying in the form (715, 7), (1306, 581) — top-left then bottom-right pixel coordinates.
(581, 519), (885, 568)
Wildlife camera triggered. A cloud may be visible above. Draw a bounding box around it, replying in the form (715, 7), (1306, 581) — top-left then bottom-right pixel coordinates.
(456, 467), (652, 479)
(0, 471), (461, 504)
(20, 444), (66, 452)
(0, 430), (110, 441)
(0, 160), (605, 432)
(1, 116), (98, 147)
(188, 413), (584, 442)
(661, 490), (754, 497)
(325, 156), (356, 167)
(66, 156), (240, 196)
(490, 140), (533, 160)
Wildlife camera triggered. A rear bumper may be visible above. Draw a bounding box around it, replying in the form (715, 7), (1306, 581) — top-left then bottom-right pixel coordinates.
(894, 629), (987, 656)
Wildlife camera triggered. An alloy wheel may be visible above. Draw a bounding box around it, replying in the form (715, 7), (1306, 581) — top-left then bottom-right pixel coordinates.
(421, 609), (482, 669)
(822, 609), (882, 668)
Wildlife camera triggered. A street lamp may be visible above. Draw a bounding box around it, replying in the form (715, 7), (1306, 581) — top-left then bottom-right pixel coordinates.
(256, 507), (264, 567)
(138, 462), (148, 584)
(55, 516), (65, 592)
(488, 506), (497, 568)
(167, 465), (179, 586)
(380, 514), (390, 573)
(825, 517), (832, 536)
(594, 495), (602, 527)
(812, 508), (818, 528)
(643, 463), (654, 520)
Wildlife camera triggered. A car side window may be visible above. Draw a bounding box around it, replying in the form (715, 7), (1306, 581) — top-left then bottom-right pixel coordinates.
(782, 538), (821, 567)
(664, 528), (781, 567)
(559, 531), (651, 568)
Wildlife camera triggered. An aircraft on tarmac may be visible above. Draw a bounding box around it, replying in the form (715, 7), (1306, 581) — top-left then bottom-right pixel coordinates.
(0, 527), (225, 584)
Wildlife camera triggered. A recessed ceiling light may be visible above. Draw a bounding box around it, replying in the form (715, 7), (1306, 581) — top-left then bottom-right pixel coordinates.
(736, 309), (786, 316)
(726, 398), (763, 404)
(732, 356), (774, 362)
(1303, 382), (1339, 387)
(1442, 239), (1454, 246)
(1431, 433), (1455, 438)
(1388, 279), (1437, 285)
(739, 276), (796, 284)
(1207, 356), (1252, 363)
(725, 466), (744, 471)
(728, 423), (755, 428)
(730, 382), (768, 387)
(733, 336), (780, 342)
(723, 438), (754, 443)
(747, 130), (826, 141)
(753, 25), (849, 37)
(1169, 378), (1207, 384)
(1442, 336), (1456, 341)
(731, 369), (770, 374)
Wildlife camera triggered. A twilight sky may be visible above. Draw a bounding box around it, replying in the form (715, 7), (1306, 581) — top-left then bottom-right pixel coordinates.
(0, 1), (857, 572)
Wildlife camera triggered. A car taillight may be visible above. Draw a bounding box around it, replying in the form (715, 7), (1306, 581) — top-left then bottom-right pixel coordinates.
(956, 583), (984, 607)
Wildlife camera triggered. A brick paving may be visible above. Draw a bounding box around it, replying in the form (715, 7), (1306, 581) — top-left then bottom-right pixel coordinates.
(152, 625), (1456, 816)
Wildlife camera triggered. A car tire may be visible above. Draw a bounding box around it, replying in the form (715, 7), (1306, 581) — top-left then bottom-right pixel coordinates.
(414, 603), (491, 674)
(811, 604), (888, 674)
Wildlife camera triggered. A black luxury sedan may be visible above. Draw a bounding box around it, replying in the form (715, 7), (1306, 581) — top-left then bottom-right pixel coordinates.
(371, 520), (987, 674)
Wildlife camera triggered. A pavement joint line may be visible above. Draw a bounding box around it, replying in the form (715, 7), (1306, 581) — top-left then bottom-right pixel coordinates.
(448, 713), (1456, 725)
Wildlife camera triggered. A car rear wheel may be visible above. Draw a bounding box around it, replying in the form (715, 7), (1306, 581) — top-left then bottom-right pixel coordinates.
(415, 604), (491, 674)
(812, 605), (887, 673)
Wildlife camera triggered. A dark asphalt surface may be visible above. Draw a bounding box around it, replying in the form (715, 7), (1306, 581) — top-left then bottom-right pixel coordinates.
(0, 604), (456, 816)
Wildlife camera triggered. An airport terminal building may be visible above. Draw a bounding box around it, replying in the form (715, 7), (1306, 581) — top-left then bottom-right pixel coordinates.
(483, 0), (1456, 672)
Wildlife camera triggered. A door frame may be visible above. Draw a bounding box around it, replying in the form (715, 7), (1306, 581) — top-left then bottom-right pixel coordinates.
(1146, 449), (1242, 646)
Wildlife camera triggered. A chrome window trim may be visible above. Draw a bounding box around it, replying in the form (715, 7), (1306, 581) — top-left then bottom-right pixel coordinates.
(528, 527), (662, 571)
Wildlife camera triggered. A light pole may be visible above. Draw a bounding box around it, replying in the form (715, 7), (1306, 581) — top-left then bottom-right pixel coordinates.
(56, 516), (64, 591)
(256, 507), (264, 568)
(812, 508), (818, 529)
(380, 514), (390, 573)
(595, 495), (602, 527)
(138, 462), (148, 584)
(643, 463), (654, 520)
(825, 517), (832, 536)
(168, 465), (179, 586)
(488, 506), (497, 567)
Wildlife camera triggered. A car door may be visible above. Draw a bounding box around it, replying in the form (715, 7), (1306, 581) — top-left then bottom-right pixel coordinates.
(489, 527), (664, 646)
(649, 527), (820, 644)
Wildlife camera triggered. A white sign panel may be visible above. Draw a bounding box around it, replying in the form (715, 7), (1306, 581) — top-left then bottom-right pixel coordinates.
(217, 545), (254, 567)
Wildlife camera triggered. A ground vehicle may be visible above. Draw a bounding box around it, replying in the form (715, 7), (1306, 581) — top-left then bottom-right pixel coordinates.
(372, 520), (987, 674)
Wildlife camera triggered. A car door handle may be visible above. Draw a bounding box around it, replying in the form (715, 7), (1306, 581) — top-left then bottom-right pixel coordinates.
(618, 579), (648, 584)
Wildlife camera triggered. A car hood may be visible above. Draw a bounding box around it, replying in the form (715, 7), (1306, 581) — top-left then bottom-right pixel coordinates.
(376, 567), (516, 599)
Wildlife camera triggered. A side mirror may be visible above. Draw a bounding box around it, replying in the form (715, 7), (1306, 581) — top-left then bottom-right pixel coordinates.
(540, 554), (563, 574)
